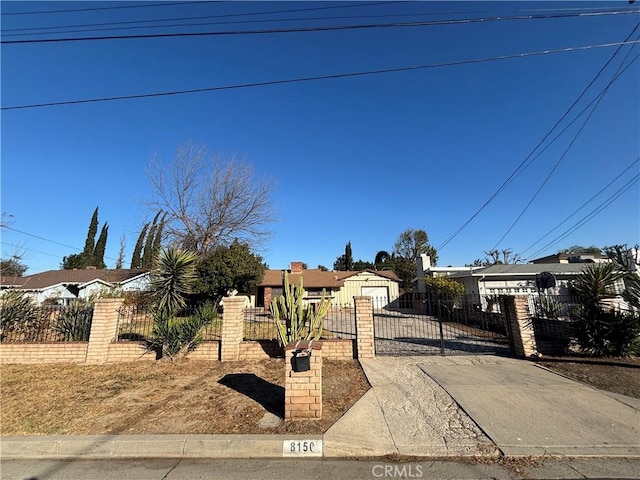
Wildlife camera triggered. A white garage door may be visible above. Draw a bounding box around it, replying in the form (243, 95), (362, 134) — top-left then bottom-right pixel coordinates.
(362, 286), (388, 308)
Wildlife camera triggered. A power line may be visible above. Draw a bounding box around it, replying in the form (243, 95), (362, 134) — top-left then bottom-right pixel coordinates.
(435, 24), (640, 252)
(519, 157), (640, 258)
(2, 5), (625, 36)
(3, 9), (639, 44)
(1, 2), (210, 16)
(490, 47), (640, 250)
(523, 174), (640, 260)
(2, 1), (407, 34)
(2, 226), (119, 262)
(1, 241), (62, 259)
(4, 39), (639, 112)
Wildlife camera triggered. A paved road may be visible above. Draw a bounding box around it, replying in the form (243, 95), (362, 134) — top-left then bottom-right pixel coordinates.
(3, 457), (640, 480)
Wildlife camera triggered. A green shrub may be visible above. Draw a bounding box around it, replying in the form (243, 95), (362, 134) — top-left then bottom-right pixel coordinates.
(53, 300), (94, 341)
(148, 302), (216, 359)
(532, 295), (562, 319)
(0, 291), (50, 342)
(572, 307), (640, 356)
(569, 263), (639, 356)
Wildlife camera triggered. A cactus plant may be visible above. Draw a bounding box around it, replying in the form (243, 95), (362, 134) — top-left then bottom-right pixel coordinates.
(271, 271), (331, 346)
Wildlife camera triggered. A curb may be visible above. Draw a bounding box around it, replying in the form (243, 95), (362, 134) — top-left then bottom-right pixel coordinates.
(0, 434), (322, 459)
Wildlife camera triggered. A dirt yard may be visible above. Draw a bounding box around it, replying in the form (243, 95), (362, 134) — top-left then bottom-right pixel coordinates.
(0, 359), (370, 436)
(536, 355), (640, 399)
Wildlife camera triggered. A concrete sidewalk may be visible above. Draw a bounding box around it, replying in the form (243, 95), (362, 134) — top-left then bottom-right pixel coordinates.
(2, 355), (639, 460)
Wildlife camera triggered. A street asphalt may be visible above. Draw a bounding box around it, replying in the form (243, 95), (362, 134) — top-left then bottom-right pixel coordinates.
(2, 355), (639, 462)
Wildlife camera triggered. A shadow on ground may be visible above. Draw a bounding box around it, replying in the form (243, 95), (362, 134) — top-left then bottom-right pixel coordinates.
(218, 373), (285, 418)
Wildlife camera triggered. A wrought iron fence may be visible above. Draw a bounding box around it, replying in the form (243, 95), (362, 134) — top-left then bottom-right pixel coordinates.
(243, 306), (356, 341)
(243, 307), (278, 341)
(372, 293), (512, 356)
(116, 305), (222, 342)
(0, 303), (94, 343)
(527, 294), (580, 355)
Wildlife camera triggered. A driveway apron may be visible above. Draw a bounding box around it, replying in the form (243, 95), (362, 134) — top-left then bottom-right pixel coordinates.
(418, 356), (640, 457)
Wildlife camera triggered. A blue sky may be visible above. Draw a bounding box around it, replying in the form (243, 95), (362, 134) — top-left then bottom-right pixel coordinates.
(1, 1), (639, 274)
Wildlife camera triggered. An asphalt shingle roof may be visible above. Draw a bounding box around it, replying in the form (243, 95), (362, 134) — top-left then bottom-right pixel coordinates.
(1, 269), (149, 290)
(259, 269), (400, 288)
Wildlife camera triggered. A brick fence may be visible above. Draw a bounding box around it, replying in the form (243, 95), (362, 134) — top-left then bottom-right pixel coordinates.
(1, 295), (540, 364)
(1, 296), (357, 364)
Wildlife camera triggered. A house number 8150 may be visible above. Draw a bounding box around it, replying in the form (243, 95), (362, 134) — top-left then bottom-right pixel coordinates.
(282, 439), (322, 456)
(290, 441), (315, 452)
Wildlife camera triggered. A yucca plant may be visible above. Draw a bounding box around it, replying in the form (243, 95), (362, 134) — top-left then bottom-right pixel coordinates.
(570, 263), (639, 356)
(149, 246), (198, 314)
(147, 302), (216, 359)
(53, 299), (94, 341)
(271, 271), (331, 347)
(0, 290), (49, 342)
(532, 295), (561, 319)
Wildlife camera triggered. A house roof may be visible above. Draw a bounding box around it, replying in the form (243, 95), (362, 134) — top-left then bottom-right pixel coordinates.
(0, 275), (24, 287)
(259, 268), (400, 288)
(333, 269), (401, 282)
(4, 269), (149, 291)
(450, 263), (591, 278)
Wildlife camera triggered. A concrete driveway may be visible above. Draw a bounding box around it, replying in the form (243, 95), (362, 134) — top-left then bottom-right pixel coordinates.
(324, 355), (640, 458)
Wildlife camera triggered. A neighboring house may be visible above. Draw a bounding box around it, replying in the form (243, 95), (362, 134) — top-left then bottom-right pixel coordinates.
(530, 252), (610, 264)
(417, 253), (630, 312)
(254, 262), (400, 309)
(445, 263), (589, 297)
(416, 253), (616, 297)
(0, 268), (151, 305)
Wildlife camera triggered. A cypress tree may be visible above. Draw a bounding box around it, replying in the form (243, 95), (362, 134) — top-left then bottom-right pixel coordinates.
(142, 211), (162, 268)
(130, 223), (149, 269)
(345, 241), (353, 271)
(83, 207), (99, 255)
(93, 223), (109, 268)
(150, 212), (167, 267)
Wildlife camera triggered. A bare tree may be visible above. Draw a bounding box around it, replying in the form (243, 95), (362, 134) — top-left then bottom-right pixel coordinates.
(146, 142), (275, 254)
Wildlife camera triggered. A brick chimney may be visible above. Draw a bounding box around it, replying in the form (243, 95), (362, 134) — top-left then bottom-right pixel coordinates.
(290, 262), (304, 274)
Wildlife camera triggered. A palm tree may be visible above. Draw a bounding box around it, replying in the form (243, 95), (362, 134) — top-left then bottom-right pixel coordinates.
(150, 246), (198, 313)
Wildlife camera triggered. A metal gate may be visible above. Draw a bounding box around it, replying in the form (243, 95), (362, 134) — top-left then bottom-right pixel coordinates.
(373, 293), (513, 356)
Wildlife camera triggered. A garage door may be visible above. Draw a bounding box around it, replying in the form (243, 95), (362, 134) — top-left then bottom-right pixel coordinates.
(362, 286), (388, 308)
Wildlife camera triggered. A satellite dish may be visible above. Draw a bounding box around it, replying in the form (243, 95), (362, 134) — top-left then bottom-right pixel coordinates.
(536, 271), (557, 290)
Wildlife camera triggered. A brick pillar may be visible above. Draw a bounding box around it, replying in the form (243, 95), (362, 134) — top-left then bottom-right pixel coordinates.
(501, 295), (538, 357)
(354, 296), (375, 359)
(220, 296), (247, 362)
(86, 298), (125, 365)
(264, 287), (273, 311)
(285, 341), (322, 420)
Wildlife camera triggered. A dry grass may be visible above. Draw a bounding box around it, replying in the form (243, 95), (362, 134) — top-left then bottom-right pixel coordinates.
(0, 359), (369, 436)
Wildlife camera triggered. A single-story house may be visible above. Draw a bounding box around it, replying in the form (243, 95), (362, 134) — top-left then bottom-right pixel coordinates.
(254, 262), (400, 309)
(0, 268), (151, 305)
(530, 252), (610, 264)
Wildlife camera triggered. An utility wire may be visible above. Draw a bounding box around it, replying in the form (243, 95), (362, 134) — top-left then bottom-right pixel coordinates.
(1, 241), (62, 259)
(2, 226), (119, 262)
(523, 174), (640, 260)
(2, 2), (408, 33)
(1, 2), (210, 16)
(435, 23), (640, 252)
(518, 157), (640, 258)
(3, 9), (639, 44)
(2, 5), (625, 36)
(4, 39), (639, 112)
(489, 47), (640, 250)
